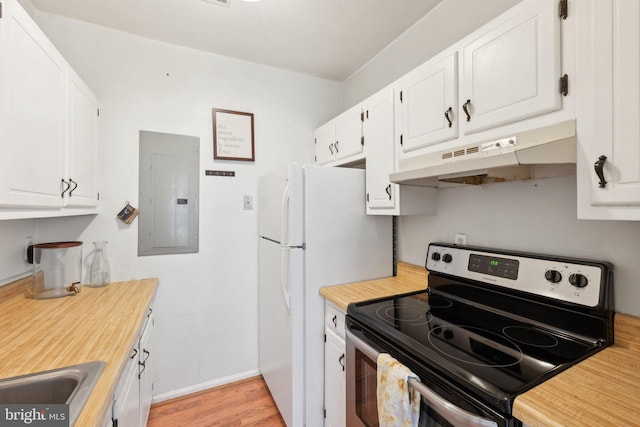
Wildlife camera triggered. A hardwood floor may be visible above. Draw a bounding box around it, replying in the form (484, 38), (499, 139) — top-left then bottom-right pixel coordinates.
(147, 375), (286, 427)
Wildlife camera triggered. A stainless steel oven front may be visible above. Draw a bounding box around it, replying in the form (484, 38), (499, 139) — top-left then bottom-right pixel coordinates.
(346, 325), (503, 427)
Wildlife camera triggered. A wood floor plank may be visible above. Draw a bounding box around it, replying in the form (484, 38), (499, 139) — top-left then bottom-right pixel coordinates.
(147, 375), (286, 427)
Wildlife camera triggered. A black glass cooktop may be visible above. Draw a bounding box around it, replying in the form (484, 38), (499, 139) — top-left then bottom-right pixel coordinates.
(347, 288), (604, 414)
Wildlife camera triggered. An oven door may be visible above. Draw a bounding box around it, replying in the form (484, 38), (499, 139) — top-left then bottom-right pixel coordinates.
(346, 326), (502, 427)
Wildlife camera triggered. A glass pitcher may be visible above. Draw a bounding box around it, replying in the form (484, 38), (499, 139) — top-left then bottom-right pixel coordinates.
(89, 241), (111, 287)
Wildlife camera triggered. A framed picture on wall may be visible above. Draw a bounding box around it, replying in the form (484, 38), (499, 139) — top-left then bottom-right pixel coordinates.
(212, 108), (255, 161)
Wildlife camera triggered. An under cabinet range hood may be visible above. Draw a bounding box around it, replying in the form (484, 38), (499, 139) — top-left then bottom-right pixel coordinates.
(390, 120), (576, 187)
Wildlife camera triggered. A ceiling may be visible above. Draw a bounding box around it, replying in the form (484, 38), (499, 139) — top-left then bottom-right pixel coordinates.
(28, 0), (443, 82)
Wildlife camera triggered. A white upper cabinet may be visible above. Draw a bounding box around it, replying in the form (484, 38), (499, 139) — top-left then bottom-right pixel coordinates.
(365, 86), (436, 215)
(334, 103), (364, 162)
(460, 0), (562, 134)
(395, 52), (458, 158)
(0, 0), (67, 209)
(314, 120), (336, 166)
(365, 87), (396, 210)
(66, 69), (99, 208)
(314, 104), (365, 167)
(0, 0), (99, 217)
(576, 0), (640, 220)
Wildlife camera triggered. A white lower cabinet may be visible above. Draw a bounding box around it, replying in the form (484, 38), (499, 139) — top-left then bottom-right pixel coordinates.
(112, 309), (154, 427)
(324, 302), (345, 427)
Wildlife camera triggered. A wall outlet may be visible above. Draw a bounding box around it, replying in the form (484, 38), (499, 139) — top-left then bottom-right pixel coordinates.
(454, 233), (467, 246)
(24, 236), (33, 262)
(243, 195), (253, 211)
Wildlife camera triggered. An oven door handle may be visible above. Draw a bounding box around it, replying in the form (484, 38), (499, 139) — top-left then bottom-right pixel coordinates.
(346, 329), (498, 427)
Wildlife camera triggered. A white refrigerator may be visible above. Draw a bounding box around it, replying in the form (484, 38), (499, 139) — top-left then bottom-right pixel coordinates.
(258, 164), (392, 427)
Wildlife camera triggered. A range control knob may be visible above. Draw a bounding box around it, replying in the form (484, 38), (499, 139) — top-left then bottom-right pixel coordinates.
(431, 252), (441, 261)
(544, 269), (562, 284)
(569, 273), (589, 288)
(442, 254), (453, 263)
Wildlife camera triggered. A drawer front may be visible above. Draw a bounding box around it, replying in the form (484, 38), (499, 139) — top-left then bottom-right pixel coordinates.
(325, 302), (346, 340)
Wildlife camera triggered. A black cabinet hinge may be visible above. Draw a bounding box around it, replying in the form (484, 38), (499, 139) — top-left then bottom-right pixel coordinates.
(324, 333), (326, 343)
(400, 91), (403, 103)
(558, 0), (568, 20)
(361, 136), (364, 146)
(97, 108), (100, 117)
(360, 112), (364, 122)
(0, 2), (3, 19)
(324, 408), (327, 419)
(400, 134), (404, 146)
(314, 155), (317, 162)
(366, 193), (369, 203)
(97, 192), (100, 201)
(559, 74), (568, 96)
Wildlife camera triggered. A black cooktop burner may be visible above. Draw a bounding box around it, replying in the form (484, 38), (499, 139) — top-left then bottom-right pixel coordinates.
(428, 325), (524, 368)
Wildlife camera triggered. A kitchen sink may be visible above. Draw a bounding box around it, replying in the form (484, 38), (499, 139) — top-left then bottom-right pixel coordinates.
(0, 360), (105, 426)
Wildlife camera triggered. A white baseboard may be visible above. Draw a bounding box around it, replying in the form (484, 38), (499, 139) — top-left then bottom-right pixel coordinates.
(151, 369), (262, 404)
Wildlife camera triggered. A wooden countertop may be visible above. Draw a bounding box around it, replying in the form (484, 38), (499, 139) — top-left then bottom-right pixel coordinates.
(321, 264), (640, 426)
(0, 275), (158, 427)
(514, 313), (640, 426)
(319, 261), (428, 311)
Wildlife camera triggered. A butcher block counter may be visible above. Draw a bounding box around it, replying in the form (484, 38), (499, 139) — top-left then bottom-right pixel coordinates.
(513, 312), (640, 427)
(319, 261), (428, 311)
(0, 275), (158, 427)
(321, 262), (640, 426)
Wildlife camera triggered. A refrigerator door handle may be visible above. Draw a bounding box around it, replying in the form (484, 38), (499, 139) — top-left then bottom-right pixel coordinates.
(280, 182), (290, 246)
(281, 248), (291, 313)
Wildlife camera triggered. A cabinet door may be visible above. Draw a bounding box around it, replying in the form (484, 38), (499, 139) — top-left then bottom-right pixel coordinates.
(139, 314), (154, 427)
(396, 53), (458, 156)
(461, 0), (561, 134)
(314, 121), (336, 165)
(324, 329), (346, 427)
(65, 69), (99, 208)
(113, 349), (140, 427)
(576, 0), (640, 219)
(365, 87), (396, 211)
(0, 0), (66, 208)
(334, 104), (363, 162)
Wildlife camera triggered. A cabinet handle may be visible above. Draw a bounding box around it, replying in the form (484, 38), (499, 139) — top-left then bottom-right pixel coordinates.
(60, 179), (71, 198)
(594, 155), (608, 188)
(463, 99), (472, 122)
(334, 141), (339, 153)
(138, 361), (146, 379)
(68, 178), (78, 196)
(130, 348), (138, 359)
(141, 349), (150, 364)
(339, 354), (345, 371)
(385, 184), (392, 200)
(332, 315), (337, 328)
(444, 107), (453, 128)
(329, 143), (334, 155)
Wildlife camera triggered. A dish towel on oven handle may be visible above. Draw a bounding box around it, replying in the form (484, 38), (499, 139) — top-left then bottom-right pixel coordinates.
(377, 353), (421, 427)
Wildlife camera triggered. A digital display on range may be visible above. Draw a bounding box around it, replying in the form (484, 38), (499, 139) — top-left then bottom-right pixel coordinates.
(468, 254), (519, 280)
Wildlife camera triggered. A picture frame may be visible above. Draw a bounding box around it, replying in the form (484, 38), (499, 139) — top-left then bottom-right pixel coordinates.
(212, 108), (255, 161)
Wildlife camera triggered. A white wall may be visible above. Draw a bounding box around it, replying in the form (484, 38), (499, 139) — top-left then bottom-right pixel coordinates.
(27, 13), (342, 398)
(397, 176), (640, 315)
(342, 0), (640, 316)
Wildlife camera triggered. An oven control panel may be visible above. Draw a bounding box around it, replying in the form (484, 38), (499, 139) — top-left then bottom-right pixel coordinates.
(426, 244), (607, 308)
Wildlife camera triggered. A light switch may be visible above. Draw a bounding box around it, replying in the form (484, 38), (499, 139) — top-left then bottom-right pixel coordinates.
(243, 195), (253, 210)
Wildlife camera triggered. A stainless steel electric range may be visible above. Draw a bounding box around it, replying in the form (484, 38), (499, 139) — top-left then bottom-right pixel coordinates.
(346, 243), (613, 427)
